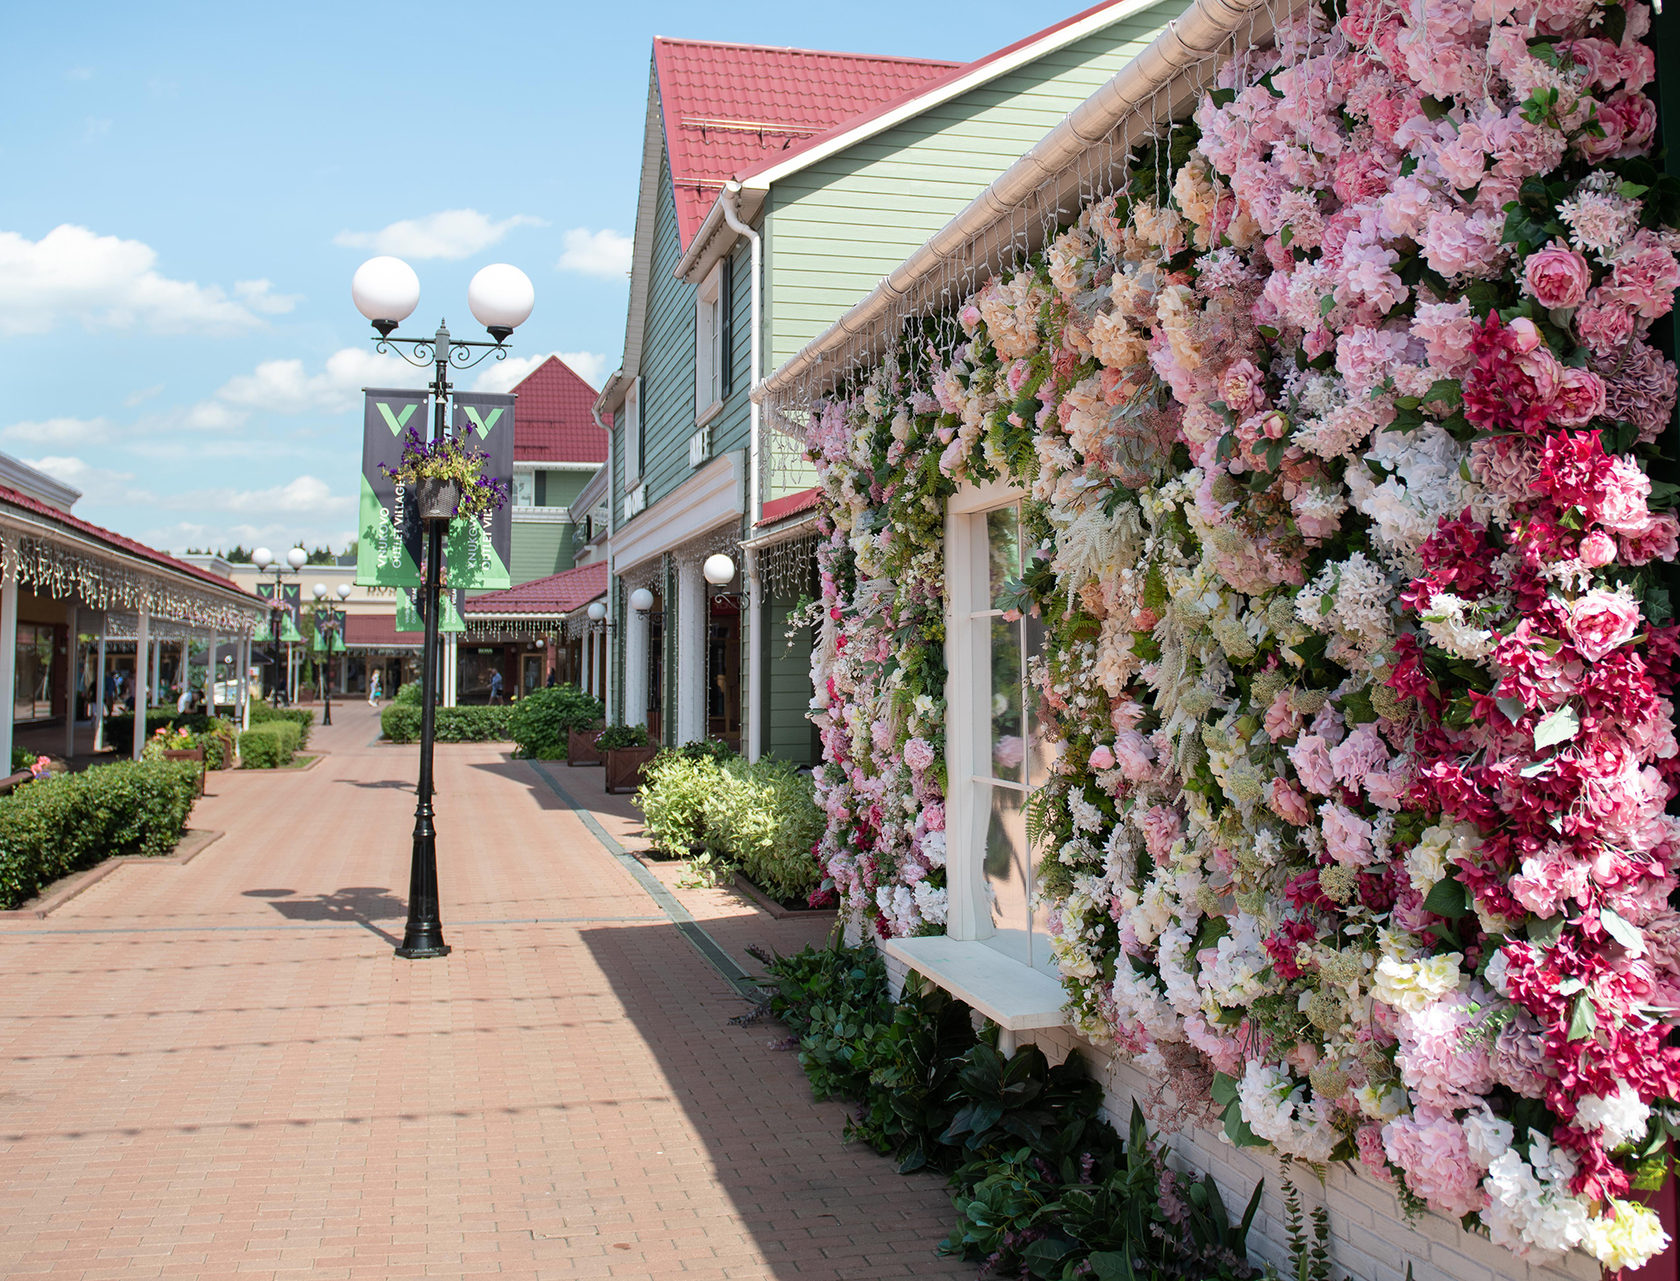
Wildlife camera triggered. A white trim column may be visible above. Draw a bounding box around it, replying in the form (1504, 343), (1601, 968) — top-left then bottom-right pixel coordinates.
(239, 635), (251, 730)
(444, 635), (457, 708)
(0, 573), (16, 774)
(625, 597), (649, 729)
(148, 632), (161, 709)
(178, 638), (189, 709)
(745, 549), (762, 762)
(93, 614), (108, 752)
(134, 602), (150, 759)
(65, 602), (79, 759)
(676, 558), (707, 745)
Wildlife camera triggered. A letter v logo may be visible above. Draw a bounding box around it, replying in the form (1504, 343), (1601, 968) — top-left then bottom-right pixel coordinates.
(377, 402), (417, 435)
(463, 407), (502, 439)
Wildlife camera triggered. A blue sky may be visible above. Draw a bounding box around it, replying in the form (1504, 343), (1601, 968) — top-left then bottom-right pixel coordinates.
(0, 2), (1066, 555)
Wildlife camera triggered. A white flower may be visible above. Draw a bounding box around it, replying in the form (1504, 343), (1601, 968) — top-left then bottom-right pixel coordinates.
(1584, 1200), (1669, 1271)
(1483, 1137), (1591, 1259)
(1575, 1083), (1651, 1151)
(1371, 951), (1462, 1014)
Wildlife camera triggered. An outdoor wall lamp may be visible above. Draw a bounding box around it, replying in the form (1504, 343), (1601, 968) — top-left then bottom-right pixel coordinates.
(702, 554), (736, 588)
(629, 588), (655, 613)
(352, 256), (534, 962)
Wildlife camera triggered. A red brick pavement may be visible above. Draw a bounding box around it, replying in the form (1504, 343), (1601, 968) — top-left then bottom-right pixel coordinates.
(0, 702), (970, 1280)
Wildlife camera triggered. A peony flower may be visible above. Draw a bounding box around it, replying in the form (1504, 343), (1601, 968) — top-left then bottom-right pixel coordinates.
(1568, 589), (1641, 660)
(1087, 744), (1116, 772)
(1522, 242), (1592, 309)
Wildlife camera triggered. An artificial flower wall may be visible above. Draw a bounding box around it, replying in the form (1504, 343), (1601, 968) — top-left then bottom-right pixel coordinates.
(805, 0), (1680, 1268)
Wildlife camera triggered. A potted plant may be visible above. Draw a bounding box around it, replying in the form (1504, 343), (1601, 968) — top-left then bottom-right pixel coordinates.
(149, 726), (207, 796)
(599, 724), (657, 794)
(567, 720), (606, 767)
(381, 424), (512, 522)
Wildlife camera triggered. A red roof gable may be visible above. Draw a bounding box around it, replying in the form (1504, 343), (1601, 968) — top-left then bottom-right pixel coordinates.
(731, 2), (1138, 186)
(462, 560), (608, 618)
(757, 486), (821, 527)
(0, 483), (250, 601)
(511, 356), (609, 464)
(653, 38), (959, 249)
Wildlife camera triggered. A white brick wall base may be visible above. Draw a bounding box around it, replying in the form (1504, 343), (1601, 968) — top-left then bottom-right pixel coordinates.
(871, 937), (1597, 1281)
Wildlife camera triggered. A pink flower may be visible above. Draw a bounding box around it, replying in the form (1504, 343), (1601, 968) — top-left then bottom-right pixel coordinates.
(1608, 237), (1680, 320)
(1580, 529), (1618, 567)
(1551, 366), (1606, 426)
(903, 737), (936, 774)
(1321, 801), (1376, 866)
(1263, 690), (1302, 743)
(1574, 294), (1638, 356)
(1088, 744), (1116, 772)
(1522, 242), (1592, 309)
(1395, 993), (1494, 1112)
(1219, 359), (1268, 415)
(1266, 777), (1314, 826)
(1287, 734), (1336, 796)
(1568, 589), (1641, 661)
(1382, 1113), (1487, 1219)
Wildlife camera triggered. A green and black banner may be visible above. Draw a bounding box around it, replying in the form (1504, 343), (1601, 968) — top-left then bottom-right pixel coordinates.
(257, 582), (305, 642)
(357, 388), (428, 587)
(312, 606), (348, 653)
(447, 391), (514, 590)
(397, 587), (465, 635)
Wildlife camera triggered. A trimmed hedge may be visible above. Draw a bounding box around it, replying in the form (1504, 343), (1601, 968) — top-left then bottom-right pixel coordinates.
(105, 710), (241, 758)
(635, 750), (824, 904)
(380, 702), (515, 744)
(238, 721), (301, 769)
(509, 684), (602, 759)
(248, 701), (313, 747)
(0, 757), (201, 908)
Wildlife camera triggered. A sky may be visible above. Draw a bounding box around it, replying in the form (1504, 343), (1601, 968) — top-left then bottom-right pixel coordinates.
(0, 2), (1071, 558)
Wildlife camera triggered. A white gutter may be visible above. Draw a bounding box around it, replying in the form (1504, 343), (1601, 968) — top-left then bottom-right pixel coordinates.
(593, 402), (619, 722)
(755, 0), (1290, 403)
(721, 182), (767, 762)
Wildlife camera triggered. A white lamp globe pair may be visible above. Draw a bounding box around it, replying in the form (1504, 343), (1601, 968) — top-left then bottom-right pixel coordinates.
(252, 546), (308, 572)
(352, 256), (534, 340)
(313, 583), (354, 602)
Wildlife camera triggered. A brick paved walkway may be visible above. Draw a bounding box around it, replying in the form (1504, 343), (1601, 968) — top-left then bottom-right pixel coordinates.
(0, 702), (970, 1280)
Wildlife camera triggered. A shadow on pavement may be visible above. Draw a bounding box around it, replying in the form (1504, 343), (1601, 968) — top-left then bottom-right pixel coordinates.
(244, 886), (406, 945)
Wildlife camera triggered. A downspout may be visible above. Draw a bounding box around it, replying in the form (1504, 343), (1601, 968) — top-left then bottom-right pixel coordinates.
(722, 182), (765, 761)
(593, 401), (618, 722)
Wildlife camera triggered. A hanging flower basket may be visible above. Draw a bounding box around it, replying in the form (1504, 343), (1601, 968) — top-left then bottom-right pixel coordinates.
(413, 477), (464, 522)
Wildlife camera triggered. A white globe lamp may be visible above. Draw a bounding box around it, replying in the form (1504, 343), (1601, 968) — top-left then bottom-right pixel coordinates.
(702, 554), (736, 588)
(287, 547), (309, 571)
(586, 601), (607, 624)
(313, 583), (328, 601)
(351, 256), (421, 337)
(252, 547), (274, 570)
(467, 264), (535, 342)
(337, 583), (353, 601)
(629, 588), (655, 613)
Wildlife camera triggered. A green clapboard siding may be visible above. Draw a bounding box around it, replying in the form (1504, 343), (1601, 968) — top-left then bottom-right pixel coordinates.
(765, 8), (1171, 367)
(540, 469), (591, 510)
(510, 520), (576, 584)
(766, 592), (817, 766)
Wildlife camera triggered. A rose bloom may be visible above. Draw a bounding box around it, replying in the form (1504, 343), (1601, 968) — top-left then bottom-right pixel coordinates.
(1575, 294), (1638, 356)
(1580, 529), (1618, 567)
(1568, 589), (1642, 661)
(1523, 241), (1592, 309)
(1551, 366), (1607, 426)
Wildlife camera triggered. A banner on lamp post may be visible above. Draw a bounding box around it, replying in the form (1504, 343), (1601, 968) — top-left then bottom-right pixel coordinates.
(398, 587), (465, 635)
(357, 387), (428, 587)
(447, 391), (514, 590)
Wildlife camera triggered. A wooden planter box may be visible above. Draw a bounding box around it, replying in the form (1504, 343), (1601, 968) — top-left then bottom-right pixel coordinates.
(567, 727), (604, 767)
(162, 748), (206, 795)
(0, 769), (32, 797)
(604, 745), (659, 795)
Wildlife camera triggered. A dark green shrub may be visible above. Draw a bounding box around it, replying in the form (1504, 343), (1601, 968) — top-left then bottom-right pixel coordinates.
(248, 701), (312, 747)
(636, 752), (727, 852)
(394, 682), (423, 707)
(238, 721), (300, 768)
(595, 724), (649, 751)
(380, 703), (515, 744)
(508, 684), (603, 759)
(0, 757), (200, 908)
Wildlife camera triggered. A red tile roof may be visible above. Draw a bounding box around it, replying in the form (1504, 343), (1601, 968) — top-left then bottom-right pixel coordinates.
(344, 612), (422, 649)
(0, 482), (252, 601)
(757, 486), (821, 527)
(731, 3), (1135, 185)
(511, 356), (609, 464)
(653, 38), (960, 248)
(461, 560), (608, 618)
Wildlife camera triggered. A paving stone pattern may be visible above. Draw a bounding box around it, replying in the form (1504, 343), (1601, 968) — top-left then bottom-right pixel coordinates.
(0, 702), (970, 1280)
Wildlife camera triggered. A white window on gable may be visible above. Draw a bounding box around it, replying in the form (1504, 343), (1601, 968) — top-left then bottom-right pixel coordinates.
(695, 262), (725, 424)
(513, 470), (536, 509)
(945, 481), (1053, 972)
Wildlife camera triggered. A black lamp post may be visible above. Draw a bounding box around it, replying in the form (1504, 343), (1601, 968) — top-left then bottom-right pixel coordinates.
(352, 254), (534, 961)
(251, 546), (306, 705)
(311, 582), (353, 727)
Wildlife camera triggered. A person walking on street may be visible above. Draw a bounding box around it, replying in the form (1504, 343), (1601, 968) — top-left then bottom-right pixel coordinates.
(368, 670), (382, 706)
(488, 669), (504, 705)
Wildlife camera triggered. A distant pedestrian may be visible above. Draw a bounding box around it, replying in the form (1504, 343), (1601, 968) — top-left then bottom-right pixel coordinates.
(368, 671), (382, 706)
(176, 685), (193, 715)
(488, 669), (504, 704)
(545, 670), (558, 689)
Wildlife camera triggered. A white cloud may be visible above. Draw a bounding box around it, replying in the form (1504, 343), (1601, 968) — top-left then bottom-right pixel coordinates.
(212, 347), (422, 416)
(125, 384), (164, 407)
(234, 279), (301, 315)
(334, 209), (545, 261)
(0, 224), (267, 336)
(136, 475), (356, 554)
(22, 456), (150, 507)
(557, 227), (633, 279)
(473, 350), (610, 394)
(1, 416), (115, 447)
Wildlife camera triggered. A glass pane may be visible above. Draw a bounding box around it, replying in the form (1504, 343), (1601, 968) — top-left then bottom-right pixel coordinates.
(1023, 610), (1051, 788)
(989, 617), (1024, 784)
(986, 505), (1020, 608)
(984, 785), (1032, 967)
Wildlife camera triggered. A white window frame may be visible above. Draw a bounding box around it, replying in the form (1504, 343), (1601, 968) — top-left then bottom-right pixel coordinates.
(694, 264), (725, 427)
(623, 377), (642, 491)
(513, 468), (536, 510)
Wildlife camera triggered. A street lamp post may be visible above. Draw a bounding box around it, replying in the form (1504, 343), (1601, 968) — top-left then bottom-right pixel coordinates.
(251, 546), (307, 705)
(352, 255), (534, 961)
(311, 582), (353, 726)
